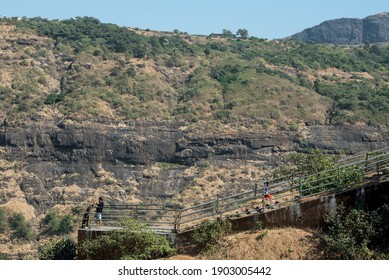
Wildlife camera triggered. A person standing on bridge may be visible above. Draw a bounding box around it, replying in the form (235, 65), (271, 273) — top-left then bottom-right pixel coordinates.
(95, 197), (104, 227)
(262, 182), (273, 208)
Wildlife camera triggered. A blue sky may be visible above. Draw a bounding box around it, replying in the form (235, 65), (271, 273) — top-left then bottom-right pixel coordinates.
(1, 0), (388, 39)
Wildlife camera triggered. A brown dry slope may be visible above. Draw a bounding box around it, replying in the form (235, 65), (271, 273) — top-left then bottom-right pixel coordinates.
(171, 228), (325, 260)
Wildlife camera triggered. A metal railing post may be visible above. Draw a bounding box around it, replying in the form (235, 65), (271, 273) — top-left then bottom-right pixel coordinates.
(364, 152), (369, 176)
(215, 194), (220, 213)
(134, 205), (138, 220)
(299, 177), (303, 198)
(337, 167), (341, 187)
(173, 206), (182, 233)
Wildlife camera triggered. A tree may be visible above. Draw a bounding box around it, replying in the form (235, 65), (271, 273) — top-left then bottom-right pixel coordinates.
(222, 29), (234, 37)
(273, 149), (363, 196)
(288, 149), (338, 175)
(8, 212), (33, 240)
(42, 209), (74, 235)
(57, 215), (74, 234)
(322, 204), (389, 259)
(236, 29), (248, 39)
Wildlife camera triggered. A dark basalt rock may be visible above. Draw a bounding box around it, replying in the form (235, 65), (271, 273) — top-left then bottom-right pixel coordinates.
(1, 122), (387, 165)
(363, 13), (389, 43)
(293, 12), (389, 44)
(0, 122), (388, 213)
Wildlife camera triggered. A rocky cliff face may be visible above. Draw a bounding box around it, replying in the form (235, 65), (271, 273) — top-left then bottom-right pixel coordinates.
(1, 122), (387, 214)
(293, 12), (389, 44)
(3, 122), (386, 165)
(363, 13), (389, 43)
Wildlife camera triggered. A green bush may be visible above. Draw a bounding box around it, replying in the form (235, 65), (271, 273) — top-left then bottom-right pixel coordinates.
(57, 215), (74, 234)
(323, 204), (389, 260)
(211, 64), (242, 86)
(255, 229), (268, 241)
(38, 76), (47, 86)
(0, 208), (8, 233)
(273, 149), (364, 196)
(42, 209), (74, 235)
(8, 212), (33, 240)
(79, 219), (175, 260)
(0, 252), (7, 260)
(192, 219), (232, 251)
(39, 238), (77, 260)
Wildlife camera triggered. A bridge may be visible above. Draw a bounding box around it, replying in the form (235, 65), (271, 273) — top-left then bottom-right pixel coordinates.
(78, 147), (389, 241)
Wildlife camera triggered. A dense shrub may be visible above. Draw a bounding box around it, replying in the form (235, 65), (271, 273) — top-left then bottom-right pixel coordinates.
(273, 149), (363, 196)
(79, 219), (175, 260)
(38, 238), (77, 260)
(0, 208), (8, 233)
(192, 219), (232, 251)
(42, 209), (74, 235)
(323, 204), (389, 259)
(8, 212), (33, 240)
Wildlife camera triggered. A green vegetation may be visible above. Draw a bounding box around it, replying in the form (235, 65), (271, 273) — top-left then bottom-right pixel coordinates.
(271, 148), (389, 259)
(9, 16), (198, 59)
(323, 204), (389, 259)
(38, 238), (77, 260)
(0, 208), (8, 233)
(0, 209), (35, 242)
(0, 16), (388, 129)
(78, 219), (175, 260)
(282, 149), (340, 175)
(192, 219), (232, 251)
(0, 252), (6, 260)
(41, 209), (74, 235)
(274, 149), (364, 195)
(7, 212), (34, 240)
(255, 229), (269, 241)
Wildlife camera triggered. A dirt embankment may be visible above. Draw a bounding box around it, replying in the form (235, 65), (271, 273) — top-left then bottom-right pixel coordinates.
(170, 227), (325, 260)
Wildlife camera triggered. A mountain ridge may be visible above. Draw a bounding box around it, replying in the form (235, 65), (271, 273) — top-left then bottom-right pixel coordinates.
(293, 12), (389, 44)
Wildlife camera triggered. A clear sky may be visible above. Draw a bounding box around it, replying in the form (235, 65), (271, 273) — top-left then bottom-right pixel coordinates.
(1, 0), (388, 39)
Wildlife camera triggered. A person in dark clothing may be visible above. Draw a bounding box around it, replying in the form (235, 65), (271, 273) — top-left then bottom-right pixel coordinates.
(95, 197), (104, 226)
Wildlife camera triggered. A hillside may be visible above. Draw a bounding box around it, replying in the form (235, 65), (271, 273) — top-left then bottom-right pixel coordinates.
(0, 227), (324, 260)
(170, 228), (324, 260)
(0, 16), (389, 259)
(0, 16), (389, 128)
(293, 12), (389, 45)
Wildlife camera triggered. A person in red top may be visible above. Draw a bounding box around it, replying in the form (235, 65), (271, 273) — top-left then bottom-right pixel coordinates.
(262, 182), (273, 208)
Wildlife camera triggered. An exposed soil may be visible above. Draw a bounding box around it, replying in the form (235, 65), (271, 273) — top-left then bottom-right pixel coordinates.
(169, 227), (325, 260)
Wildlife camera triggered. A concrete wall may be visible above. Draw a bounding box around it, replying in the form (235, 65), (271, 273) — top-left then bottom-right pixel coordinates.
(256, 180), (389, 229)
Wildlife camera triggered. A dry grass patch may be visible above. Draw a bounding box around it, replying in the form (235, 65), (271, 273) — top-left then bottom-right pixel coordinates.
(170, 228), (324, 260)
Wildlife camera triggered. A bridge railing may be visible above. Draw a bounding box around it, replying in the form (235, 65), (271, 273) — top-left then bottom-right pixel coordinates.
(82, 203), (180, 233)
(80, 147), (389, 233)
